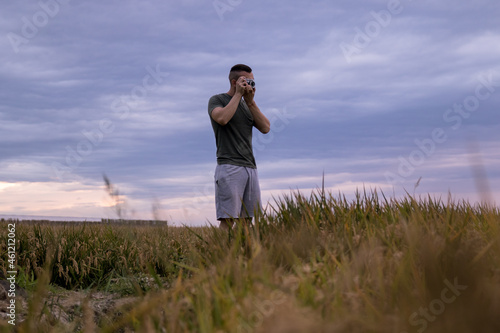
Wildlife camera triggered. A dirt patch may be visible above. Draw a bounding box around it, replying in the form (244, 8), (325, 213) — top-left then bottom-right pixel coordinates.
(1, 284), (138, 330)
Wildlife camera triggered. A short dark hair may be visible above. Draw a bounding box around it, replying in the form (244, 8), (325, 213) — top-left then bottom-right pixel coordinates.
(229, 64), (252, 81)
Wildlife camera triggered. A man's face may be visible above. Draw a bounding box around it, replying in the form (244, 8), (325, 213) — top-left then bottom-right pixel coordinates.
(232, 71), (254, 86)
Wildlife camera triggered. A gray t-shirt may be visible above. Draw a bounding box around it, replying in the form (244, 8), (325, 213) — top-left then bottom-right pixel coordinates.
(208, 93), (256, 168)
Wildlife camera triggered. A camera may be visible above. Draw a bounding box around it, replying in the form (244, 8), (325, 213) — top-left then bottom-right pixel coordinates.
(245, 79), (255, 89)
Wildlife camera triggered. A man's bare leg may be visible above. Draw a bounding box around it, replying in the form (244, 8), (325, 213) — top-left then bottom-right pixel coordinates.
(219, 217), (254, 230)
(219, 218), (234, 230)
(232, 218), (253, 230)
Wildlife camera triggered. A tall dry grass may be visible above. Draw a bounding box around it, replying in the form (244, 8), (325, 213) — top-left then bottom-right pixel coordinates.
(1, 189), (499, 332)
(3, 223), (194, 290)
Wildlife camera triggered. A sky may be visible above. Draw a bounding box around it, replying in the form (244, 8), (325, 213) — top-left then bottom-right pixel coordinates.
(1, 0), (499, 225)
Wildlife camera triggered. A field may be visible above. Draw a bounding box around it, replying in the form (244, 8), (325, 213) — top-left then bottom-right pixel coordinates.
(1, 189), (500, 332)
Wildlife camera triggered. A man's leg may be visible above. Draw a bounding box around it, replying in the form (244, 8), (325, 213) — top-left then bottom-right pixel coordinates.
(215, 165), (247, 229)
(219, 218), (234, 230)
(240, 167), (262, 223)
(219, 217), (252, 230)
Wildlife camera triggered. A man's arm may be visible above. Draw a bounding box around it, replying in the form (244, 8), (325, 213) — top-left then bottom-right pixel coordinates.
(243, 88), (270, 134)
(210, 77), (248, 126)
(210, 92), (242, 126)
(246, 100), (270, 134)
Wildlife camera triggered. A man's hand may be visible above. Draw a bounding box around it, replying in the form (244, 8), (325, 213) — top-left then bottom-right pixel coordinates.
(235, 76), (248, 96)
(242, 80), (256, 105)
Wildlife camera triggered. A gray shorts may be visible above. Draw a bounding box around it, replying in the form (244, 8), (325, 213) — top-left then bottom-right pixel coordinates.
(214, 164), (261, 219)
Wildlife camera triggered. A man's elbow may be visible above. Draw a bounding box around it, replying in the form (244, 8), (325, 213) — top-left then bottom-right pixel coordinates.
(212, 113), (229, 126)
(260, 125), (271, 134)
(216, 118), (229, 126)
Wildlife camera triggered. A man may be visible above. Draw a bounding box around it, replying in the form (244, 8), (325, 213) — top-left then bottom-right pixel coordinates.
(208, 64), (271, 230)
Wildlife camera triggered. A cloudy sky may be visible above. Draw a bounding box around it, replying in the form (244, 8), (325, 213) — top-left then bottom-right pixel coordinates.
(1, 0), (499, 225)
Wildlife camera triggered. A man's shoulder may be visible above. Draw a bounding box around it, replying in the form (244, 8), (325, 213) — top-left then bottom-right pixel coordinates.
(208, 93), (230, 116)
(209, 93), (230, 101)
(208, 93), (231, 111)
